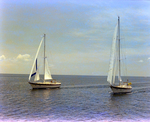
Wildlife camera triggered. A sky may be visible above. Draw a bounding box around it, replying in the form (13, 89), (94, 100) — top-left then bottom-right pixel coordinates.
(0, 0), (150, 76)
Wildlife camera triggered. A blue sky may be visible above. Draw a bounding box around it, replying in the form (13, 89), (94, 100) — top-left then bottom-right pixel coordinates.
(0, 0), (150, 76)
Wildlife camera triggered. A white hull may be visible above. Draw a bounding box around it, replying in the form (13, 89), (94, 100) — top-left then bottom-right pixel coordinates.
(110, 85), (132, 94)
(28, 81), (61, 89)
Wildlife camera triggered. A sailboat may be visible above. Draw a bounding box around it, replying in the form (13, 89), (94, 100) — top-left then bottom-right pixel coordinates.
(107, 17), (132, 94)
(28, 34), (61, 89)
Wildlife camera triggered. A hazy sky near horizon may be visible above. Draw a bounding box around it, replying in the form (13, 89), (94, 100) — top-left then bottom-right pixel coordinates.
(0, 0), (150, 76)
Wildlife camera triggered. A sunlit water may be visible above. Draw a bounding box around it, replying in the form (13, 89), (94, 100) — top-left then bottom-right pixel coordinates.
(0, 74), (150, 122)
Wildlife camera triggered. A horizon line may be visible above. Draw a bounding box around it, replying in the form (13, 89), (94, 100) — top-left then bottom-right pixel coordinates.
(0, 73), (150, 77)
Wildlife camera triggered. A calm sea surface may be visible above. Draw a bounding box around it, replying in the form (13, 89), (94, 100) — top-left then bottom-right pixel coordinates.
(0, 74), (150, 122)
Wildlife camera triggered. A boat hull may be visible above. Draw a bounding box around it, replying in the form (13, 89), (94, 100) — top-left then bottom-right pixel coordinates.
(28, 82), (61, 89)
(110, 85), (132, 94)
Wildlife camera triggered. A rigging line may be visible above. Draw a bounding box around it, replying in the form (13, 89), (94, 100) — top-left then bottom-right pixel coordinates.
(120, 36), (128, 81)
(124, 37), (128, 80)
(49, 51), (54, 67)
(120, 26), (128, 80)
(47, 37), (54, 68)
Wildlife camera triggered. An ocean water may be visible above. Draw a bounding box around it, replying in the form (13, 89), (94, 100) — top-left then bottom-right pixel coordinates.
(0, 74), (150, 122)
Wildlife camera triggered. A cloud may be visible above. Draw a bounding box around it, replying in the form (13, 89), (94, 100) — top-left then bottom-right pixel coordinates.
(148, 57), (150, 60)
(0, 55), (6, 61)
(138, 60), (143, 63)
(17, 54), (31, 61)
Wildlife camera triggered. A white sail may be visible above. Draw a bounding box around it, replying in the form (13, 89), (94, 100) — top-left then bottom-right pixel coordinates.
(34, 69), (40, 81)
(112, 46), (118, 84)
(44, 58), (53, 80)
(29, 38), (43, 81)
(107, 23), (118, 85)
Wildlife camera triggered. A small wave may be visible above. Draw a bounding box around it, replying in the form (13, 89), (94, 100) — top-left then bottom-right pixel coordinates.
(132, 88), (150, 94)
(61, 84), (108, 89)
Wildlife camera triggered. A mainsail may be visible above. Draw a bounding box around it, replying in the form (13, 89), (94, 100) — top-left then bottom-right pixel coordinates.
(44, 58), (53, 80)
(29, 38), (43, 81)
(107, 22), (119, 85)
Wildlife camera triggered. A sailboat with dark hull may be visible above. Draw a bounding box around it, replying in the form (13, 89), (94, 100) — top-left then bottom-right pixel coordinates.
(28, 34), (61, 89)
(107, 17), (132, 94)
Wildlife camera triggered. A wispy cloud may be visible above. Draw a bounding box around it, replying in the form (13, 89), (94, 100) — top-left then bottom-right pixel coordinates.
(138, 60), (143, 63)
(17, 54), (31, 61)
(0, 55), (6, 61)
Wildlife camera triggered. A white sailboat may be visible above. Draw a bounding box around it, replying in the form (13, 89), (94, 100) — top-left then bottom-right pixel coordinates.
(28, 34), (61, 89)
(107, 17), (132, 94)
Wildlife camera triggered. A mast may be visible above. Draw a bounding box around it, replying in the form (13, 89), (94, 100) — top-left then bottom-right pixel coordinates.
(44, 34), (46, 82)
(118, 16), (121, 84)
